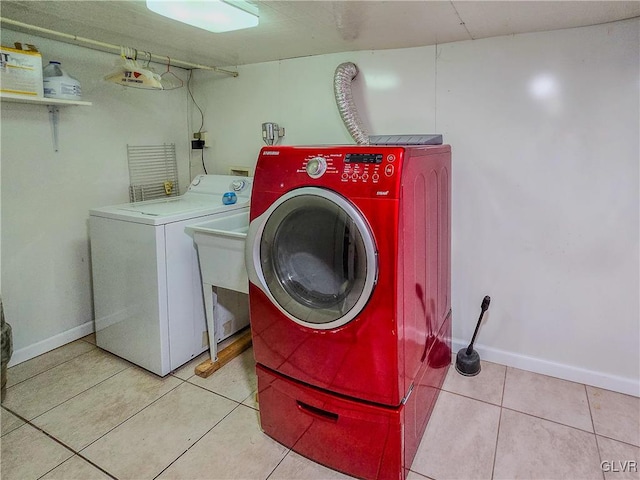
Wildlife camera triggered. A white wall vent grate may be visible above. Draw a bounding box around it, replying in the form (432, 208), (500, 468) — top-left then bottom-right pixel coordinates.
(127, 144), (179, 202)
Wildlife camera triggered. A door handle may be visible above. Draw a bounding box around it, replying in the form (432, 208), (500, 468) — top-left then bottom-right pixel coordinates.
(297, 401), (339, 422)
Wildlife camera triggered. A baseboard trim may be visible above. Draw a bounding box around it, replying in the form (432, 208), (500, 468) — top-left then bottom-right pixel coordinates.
(452, 338), (639, 397)
(7, 321), (95, 367)
(6, 326), (638, 396)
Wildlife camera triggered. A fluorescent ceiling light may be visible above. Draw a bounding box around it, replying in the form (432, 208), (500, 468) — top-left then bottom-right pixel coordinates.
(146, 0), (259, 33)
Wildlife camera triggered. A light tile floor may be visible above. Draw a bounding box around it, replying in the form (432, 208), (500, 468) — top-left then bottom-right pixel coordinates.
(1, 335), (638, 480)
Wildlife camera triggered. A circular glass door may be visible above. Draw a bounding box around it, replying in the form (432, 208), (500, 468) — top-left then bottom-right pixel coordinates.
(258, 188), (377, 329)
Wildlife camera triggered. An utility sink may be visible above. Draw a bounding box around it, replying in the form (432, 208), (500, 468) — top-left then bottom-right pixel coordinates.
(187, 210), (249, 294)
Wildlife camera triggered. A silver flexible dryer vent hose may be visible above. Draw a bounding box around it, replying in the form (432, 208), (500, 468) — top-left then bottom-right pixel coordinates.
(334, 62), (369, 145)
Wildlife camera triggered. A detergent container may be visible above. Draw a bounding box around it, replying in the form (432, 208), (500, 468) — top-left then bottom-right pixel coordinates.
(43, 61), (82, 100)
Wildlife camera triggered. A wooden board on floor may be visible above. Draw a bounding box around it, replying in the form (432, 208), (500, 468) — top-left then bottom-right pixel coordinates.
(195, 329), (252, 378)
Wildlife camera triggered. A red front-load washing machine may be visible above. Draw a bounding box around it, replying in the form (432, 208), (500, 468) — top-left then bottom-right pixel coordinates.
(245, 145), (452, 480)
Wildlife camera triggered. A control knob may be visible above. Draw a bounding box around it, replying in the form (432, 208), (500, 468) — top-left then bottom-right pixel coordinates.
(231, 180), (246, 192)
(306, 157), (327, 179)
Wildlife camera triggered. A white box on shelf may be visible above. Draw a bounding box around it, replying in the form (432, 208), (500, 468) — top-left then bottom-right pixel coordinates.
(0, 44), (44, 98)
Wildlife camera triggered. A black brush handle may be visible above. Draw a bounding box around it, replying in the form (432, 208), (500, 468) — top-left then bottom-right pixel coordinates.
(466, 296), (491, 355)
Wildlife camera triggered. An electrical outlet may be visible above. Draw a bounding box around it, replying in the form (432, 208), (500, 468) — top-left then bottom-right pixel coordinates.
(194, 131), (210, 147)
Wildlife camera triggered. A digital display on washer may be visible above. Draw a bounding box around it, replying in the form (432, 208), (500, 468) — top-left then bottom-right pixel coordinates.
(344, 153), (383, 164)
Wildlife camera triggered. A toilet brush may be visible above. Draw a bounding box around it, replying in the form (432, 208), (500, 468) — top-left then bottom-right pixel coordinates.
(455, 296), (491, 376)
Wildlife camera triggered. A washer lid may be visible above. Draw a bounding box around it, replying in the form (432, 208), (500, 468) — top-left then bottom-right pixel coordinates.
(90, 197), (249, 225)
(115, 197), (211, 216)
(246, 187), (378, 330)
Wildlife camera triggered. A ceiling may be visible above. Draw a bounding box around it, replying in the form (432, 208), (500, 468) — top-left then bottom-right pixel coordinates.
(1, 1), (638, 70)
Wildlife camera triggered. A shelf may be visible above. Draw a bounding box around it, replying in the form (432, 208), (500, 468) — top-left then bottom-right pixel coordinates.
(1, 92), (92, 152)
(0, 92), (92, 106)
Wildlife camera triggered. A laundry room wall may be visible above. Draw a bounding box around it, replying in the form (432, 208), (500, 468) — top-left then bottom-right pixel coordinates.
(1, 30), (191, 365)
(189, 45), (436, 175)
(191, 18), (639, 395)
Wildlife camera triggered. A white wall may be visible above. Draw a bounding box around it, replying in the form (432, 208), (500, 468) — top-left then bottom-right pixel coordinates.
(190, 46), (436, 175)
(438, 20), (639, 395)
(1, 31), (191, 365)
(192, 19), (639, 395)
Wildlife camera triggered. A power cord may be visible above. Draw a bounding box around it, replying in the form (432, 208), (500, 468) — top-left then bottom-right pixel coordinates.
(187, 70), (207, 174)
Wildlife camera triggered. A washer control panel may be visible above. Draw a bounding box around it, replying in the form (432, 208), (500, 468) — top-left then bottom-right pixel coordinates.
(294, 149), (401, 186)
(259, 145), (448, 199)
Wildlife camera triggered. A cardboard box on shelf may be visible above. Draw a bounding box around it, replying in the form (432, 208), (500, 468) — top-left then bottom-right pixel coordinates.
(0, 43), (44, 97)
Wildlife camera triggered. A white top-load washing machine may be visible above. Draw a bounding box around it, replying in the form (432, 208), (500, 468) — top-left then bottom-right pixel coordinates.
(89, 175), (252, 376)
